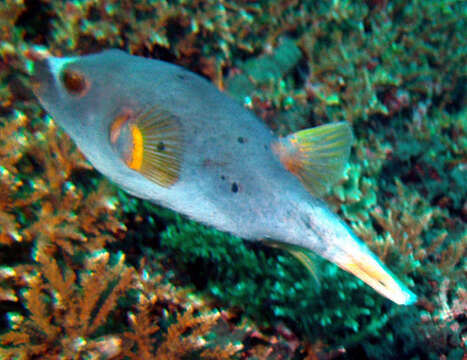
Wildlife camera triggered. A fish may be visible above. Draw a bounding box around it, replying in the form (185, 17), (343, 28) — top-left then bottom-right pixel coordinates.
(32, 49), (417, 305)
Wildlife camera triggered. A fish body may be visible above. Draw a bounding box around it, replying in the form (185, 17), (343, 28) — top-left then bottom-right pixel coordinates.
(33, 50), (416, 305)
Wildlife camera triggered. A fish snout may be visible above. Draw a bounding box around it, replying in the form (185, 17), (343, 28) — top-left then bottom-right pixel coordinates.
(31, 57), (58, 104)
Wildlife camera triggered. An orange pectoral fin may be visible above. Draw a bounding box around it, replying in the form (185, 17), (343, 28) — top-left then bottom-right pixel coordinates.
(110, 105), (184, 188)
(127, 125), (143, 170)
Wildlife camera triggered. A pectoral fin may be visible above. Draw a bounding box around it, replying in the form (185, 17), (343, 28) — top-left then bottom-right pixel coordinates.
(110, 105), (184, 187)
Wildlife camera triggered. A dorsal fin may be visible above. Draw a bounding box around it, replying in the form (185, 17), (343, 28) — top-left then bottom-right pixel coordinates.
(110, 105), (183, 187)
(272, 122), (352, 196)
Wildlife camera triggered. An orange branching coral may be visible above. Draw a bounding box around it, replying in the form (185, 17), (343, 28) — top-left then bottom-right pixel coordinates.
(155, 308), (222, 360)
(22, 176), (123, 256)
(0, 0), (26, 43)
(0, 109), (125, 253)
(0, 248), (134, 360)
(24, 119), (123, 252)
(354, 179), (466, 276)
(0, 110), (28, 245)
(123, 301), (160, 359)
(0, 98), (132, 359)
(122, 258), (242, 359)
(415, 279), (466, 353)
(200, 345), (244, 360)
(122, 259), (182, 358)
(124, 305), (241, 360)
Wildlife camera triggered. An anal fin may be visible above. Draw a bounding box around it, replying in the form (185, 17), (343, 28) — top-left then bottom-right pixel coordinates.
(263, 239), (320, 285)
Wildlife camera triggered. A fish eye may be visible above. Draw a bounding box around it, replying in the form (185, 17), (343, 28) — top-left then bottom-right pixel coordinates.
(60, 68), (89, 96)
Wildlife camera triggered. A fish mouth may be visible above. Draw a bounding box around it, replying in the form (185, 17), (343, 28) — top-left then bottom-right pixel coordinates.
(332, 245), (417, 305)
(31, 57), (57, 103)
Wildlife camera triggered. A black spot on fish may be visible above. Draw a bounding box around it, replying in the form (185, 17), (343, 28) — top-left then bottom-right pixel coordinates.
(231, 182), (239, 193)
(301, 214), (312, 230)
(237, 136), (246, 144)
(220, 175), (226, 180)
(176, 73), (187, 80)
(157, 141), (165, 151)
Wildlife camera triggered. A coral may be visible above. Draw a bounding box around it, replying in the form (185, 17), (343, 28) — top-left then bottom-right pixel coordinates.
(298, 0), (466, 123)
(0, 111), (26, 245)
(0, 0), (26, 44)
(368, 179), (465, 276)
(0, 245), (246, 360)
(153, 308), (235, 360)
(0, 110), (124, 255)
(43, 0), (314, 87)
(121, 255), (243, 359)
(0, 249), (134, 359)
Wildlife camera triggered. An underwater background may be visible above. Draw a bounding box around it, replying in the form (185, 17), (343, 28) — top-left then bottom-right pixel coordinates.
(0, 0), (465, 359)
